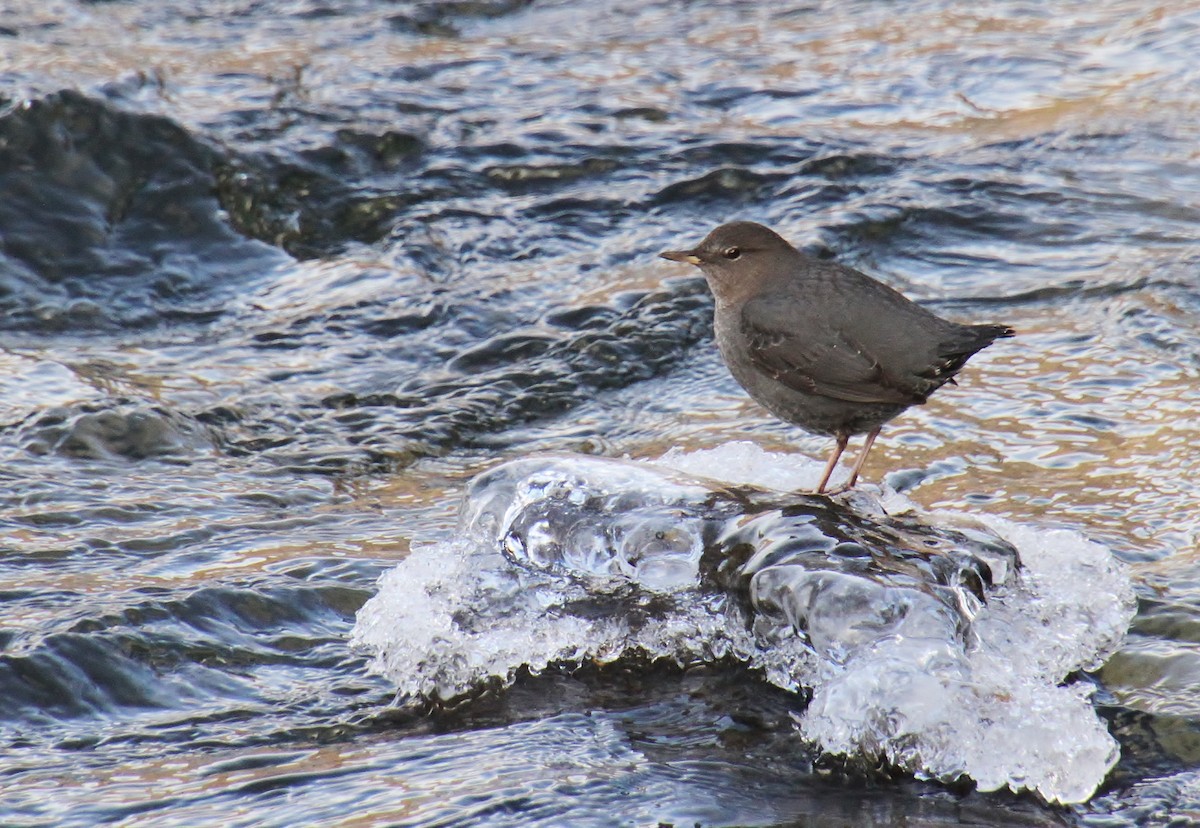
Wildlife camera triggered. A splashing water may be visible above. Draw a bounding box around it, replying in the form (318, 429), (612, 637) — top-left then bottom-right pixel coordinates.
(352, 443), (1135, 804)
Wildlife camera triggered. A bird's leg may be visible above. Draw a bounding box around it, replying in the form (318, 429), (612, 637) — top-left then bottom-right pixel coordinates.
(815, 432), (849, 494)
(846, 426), (882, 488)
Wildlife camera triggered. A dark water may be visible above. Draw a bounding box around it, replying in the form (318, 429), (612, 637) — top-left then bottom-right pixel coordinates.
(1, 1), (1199, 825)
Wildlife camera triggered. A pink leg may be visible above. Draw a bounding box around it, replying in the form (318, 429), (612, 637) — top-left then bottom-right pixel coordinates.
(815, 432), (849, 494)
(846, 426), (882, 489)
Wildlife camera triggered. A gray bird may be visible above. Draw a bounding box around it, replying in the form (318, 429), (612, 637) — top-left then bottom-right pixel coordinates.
(661, 221), (1013, 494)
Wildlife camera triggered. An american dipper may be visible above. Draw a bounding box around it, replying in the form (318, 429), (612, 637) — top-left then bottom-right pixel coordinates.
(661, 221), (1013, 493)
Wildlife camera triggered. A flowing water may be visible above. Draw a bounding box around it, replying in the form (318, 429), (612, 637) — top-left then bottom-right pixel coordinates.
(2, 1), (1199, 825)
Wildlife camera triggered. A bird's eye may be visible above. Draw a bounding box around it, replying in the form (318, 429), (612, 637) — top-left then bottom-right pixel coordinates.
(723, 246), (741, 260)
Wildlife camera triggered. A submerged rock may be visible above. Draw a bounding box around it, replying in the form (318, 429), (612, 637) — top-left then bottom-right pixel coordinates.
(0, 90), (283, 331)
(11, 399), (216, 461)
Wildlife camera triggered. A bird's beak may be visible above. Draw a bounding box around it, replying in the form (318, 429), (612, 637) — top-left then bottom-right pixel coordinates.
(660, 249), (702, 265)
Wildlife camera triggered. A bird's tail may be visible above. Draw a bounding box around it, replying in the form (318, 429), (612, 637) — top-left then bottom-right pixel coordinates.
(974, 323), (1016, 342)
(930, 322), (1014, 383)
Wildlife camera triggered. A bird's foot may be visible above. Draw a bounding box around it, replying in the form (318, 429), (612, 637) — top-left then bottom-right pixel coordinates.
(816, 482), (855, 497)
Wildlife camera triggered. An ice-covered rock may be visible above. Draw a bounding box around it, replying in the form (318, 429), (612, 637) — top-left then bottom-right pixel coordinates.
(351, 443), (1136, 805)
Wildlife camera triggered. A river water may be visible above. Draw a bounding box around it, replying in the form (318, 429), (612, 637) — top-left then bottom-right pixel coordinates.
(1, 1), (1199, 825)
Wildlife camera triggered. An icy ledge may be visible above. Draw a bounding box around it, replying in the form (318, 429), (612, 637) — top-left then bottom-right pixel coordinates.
(351, 443), (1136, 805)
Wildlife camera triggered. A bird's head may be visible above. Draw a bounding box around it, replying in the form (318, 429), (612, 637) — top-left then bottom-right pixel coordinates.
(660, 221), (796, 302)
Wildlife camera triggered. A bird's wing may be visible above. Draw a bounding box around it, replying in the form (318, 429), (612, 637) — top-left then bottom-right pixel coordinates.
(739, 295), (930, 405)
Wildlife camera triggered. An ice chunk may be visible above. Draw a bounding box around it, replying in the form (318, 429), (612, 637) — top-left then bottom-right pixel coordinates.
(462, 454), (726, 590)
(351, 447), (1135, 805)
(352, 456), (747, 700)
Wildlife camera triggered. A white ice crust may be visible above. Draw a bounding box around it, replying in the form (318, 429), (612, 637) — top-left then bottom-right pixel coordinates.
(351, 443), (1136, 804)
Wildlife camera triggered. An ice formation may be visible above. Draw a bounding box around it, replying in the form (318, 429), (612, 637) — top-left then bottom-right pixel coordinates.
(351, 443), (1136, 804)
